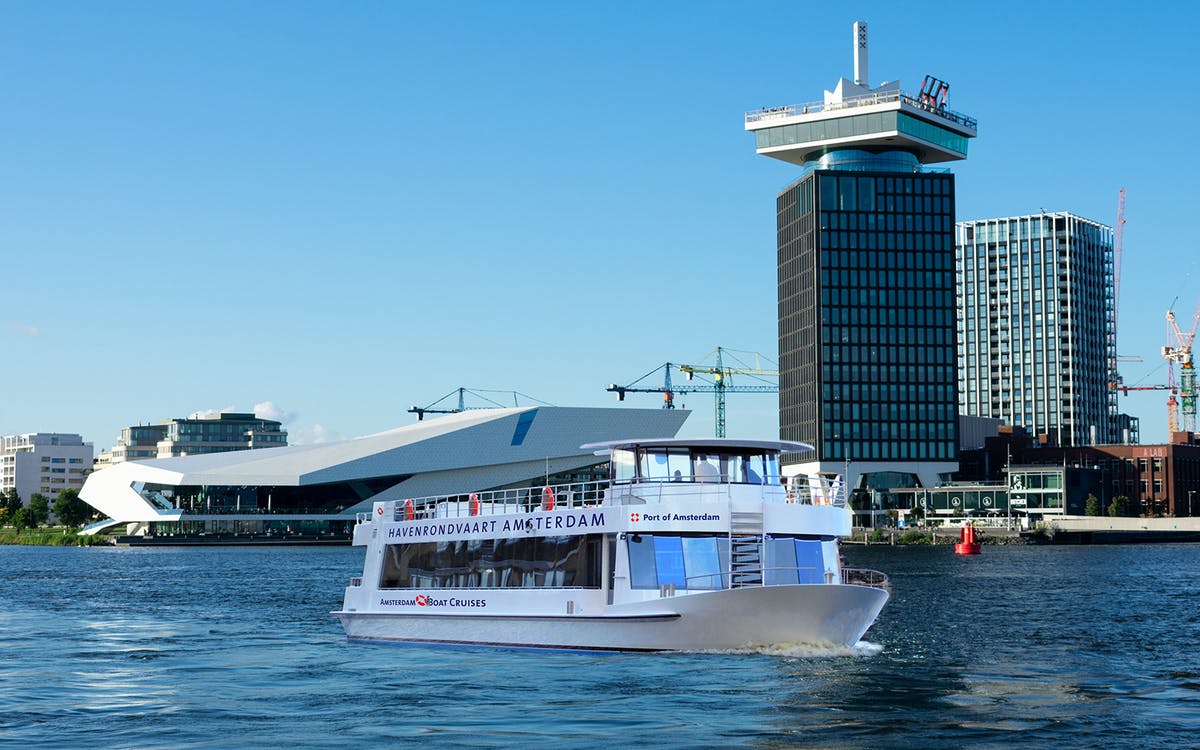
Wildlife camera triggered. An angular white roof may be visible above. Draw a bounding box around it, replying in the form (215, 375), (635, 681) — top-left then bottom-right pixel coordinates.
(81, 406), (689, 523)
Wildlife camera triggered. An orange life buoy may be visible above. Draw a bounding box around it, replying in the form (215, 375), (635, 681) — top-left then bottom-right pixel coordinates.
(540, 486), (555, 511)
(469, 493), (481, 516)
(403, 498), (414, 521)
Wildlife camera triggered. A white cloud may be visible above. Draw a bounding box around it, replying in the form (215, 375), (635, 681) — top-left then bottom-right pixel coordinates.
(7, 324), (39, 336)
(290, 423), (342, 445)
(187, 406), (235, 420)
(253, 401), (295, 423)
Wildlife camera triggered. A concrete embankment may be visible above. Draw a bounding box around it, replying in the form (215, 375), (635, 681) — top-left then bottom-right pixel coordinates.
(850, 516), (1200, 545)
(846, 527), (1027, 545)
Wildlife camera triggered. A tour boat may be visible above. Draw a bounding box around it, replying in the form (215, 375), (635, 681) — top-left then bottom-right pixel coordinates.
(333, 438), (890, 652)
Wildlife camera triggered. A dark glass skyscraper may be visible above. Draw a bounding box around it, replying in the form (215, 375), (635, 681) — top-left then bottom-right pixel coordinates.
(747, 21), (976, 491)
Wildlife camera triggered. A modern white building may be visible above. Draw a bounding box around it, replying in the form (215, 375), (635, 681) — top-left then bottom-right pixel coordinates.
(955, 212), (1119, 446)
(1, 433), (95, 504)
(79, 406), (690, 538)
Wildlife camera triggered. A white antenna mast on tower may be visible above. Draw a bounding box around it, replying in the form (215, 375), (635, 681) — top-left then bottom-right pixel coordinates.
(853, 21), (868, 87)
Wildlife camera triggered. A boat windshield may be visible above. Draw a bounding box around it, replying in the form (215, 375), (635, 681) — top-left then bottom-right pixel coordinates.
(614, 447), (780, 485)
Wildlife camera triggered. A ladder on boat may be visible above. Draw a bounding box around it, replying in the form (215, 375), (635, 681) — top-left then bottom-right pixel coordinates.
(730, 510), (764, 588)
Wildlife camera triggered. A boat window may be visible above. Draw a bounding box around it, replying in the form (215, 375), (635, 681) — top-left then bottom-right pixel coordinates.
(765, 537), (826, 584)
(638, 448), (691, 482)
(628, 534), (728, 590)
(764, 453), (780, 484)
(654, 536), (687, 588)
(733, 454), (766, 484)
(682, 537), (725, 589)
(629, 447), (783, 484)
(379, 535), (602, 589)
(691, 454), (721, 483)
(612, 449), (637, 483)
(627, 534), (658, 589)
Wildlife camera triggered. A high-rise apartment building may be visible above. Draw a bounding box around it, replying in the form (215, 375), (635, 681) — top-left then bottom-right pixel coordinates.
(745, 22), (976, 491)
(955, 212), (1119, 446)
(1, 433), (94, 503)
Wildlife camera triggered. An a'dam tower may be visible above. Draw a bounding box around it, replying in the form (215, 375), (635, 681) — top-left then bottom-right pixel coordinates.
(745, 21), (977, 513)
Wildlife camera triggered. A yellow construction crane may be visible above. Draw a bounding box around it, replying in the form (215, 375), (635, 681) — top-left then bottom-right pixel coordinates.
(608, 347), (778, 437)
(1164, 298), (1200, 433)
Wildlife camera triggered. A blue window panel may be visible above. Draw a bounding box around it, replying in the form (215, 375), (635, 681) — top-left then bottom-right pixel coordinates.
(627, 535), (658, 589)
(682, 537), (723, 590)
(794, 540), (825, 584)
(765, 537), (798, 585)
(510, 410), (537, 446)
(653, 536), (687, 589)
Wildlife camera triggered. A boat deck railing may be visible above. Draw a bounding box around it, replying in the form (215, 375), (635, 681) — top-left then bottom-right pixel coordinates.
(681, 566), (889, 591)
(841, 568), (891, 590)
(381, 477), (844, 522)
(391, 479), (611, 521)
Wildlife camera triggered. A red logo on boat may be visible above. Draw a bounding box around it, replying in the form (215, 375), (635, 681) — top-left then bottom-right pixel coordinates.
(415, 595), (427, 607)
(376, 506), (383, 515)
(630, 512), (640, 522)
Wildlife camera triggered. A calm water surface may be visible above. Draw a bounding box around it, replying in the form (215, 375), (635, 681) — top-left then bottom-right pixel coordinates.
(1, 543), (1197, 748)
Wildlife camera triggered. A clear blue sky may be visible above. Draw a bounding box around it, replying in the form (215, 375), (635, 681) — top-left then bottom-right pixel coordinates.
(2, 1), (1196, 449)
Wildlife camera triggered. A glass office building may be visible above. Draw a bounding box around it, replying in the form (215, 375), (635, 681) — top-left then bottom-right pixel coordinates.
(778, 167), (958, 464)
(955, 213), (1116, 446)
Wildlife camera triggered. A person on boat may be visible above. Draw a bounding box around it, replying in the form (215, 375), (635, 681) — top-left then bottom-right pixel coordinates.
(693, 456), (719, 482)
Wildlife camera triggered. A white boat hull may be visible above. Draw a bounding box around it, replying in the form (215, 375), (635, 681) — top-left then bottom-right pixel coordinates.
(334, 583), (887, 652)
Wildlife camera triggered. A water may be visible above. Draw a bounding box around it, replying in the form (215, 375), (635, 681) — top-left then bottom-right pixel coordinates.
(2, 543), (1198, 748)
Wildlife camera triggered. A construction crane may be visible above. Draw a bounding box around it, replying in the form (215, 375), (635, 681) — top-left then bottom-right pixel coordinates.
(1105, 190), (1147, 387)
(680, 347), (779, 438)
(1107, 189), (1126, 395)
(1164, 298), (1200, 433)
(607, 347), (778, 437)
(409, 388), (551, 421)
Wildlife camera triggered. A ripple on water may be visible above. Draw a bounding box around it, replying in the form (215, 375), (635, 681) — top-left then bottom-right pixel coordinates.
(3, 544), (1200, 748)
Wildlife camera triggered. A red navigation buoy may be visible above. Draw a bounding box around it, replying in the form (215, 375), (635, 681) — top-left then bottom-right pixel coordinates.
(954, 524), (982, 555)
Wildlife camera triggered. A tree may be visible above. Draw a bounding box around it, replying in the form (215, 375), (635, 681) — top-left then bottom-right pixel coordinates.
(3, 489), (21, 518)
(1084, 494), (1101, 516)
(54, 488), (92, 528)
(11, 506), (30, 531)
(27, 493), (50, 528)
(1108, 495), (1129, 518)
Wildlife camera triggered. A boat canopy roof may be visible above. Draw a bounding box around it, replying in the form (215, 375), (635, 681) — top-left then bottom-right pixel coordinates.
(580, 437), (812, 455)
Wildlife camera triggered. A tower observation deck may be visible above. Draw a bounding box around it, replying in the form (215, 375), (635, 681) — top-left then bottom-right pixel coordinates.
(745, 22), (977, 170)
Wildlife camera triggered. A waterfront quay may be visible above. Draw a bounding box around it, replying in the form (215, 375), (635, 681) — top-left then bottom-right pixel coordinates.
(853, 514), (1200, 545)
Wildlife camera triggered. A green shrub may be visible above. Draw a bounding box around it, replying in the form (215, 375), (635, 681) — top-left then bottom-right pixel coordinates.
(898, 530), (934, 545)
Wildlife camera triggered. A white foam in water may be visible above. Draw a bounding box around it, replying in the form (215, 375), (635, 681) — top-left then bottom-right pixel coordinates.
(696, 640), (884, 658)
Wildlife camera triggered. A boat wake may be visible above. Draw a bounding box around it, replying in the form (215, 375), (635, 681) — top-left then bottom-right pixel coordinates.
(697, 640), (884, 658)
